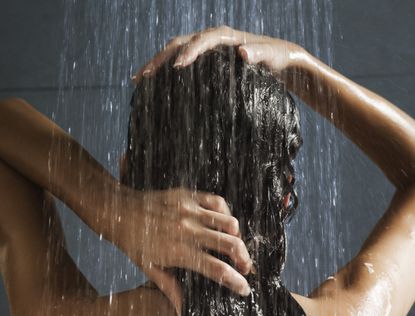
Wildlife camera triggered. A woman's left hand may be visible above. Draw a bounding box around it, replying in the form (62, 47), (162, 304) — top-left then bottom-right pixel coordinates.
(103, 184), (252, 315)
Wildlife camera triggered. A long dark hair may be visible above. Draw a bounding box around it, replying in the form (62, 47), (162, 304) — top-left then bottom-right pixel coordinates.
(126, 46), (303, 315)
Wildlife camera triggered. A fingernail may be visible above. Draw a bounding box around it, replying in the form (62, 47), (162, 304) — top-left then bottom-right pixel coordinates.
(241, 285), (251, 296)
(131, 75), (137, 81)
(247, 260), (254, 274)
(250, 264), (257, 275)
(239, 46), (252, 62)
(173, 58), (184, 68)
(142, 69), (152, 76)
(241, 260), (253, 275)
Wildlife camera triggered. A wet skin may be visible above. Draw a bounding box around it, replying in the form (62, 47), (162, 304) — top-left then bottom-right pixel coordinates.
(0, 158), (176, 316)
(134, 26), (415, 314)
(1, 26), (415, 315)
(0, 151), (290, 316)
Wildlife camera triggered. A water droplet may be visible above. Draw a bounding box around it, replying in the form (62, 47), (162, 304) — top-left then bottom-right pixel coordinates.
(364, 262), (374, 274)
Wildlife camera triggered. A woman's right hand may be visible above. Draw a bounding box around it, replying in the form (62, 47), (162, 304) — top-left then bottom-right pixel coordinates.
(110, 185), (252, 315)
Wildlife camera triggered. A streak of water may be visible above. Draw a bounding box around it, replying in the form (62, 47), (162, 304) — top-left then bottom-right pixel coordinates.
(53, 0), (345, 312)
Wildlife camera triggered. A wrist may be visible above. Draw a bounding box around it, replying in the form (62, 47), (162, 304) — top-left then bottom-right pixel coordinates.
(75, 169), (126, 239)
(281, 45), (322, 94)
(286, 44), (314, 72)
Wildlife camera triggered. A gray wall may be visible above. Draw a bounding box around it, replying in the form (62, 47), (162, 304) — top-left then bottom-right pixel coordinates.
(1, 0), (414, 315)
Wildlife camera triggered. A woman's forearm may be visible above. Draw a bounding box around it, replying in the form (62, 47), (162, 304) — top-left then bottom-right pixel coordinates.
(0, 97), (253, 305)
(285, 50), (415, 189)
(0, 97), (117, 237)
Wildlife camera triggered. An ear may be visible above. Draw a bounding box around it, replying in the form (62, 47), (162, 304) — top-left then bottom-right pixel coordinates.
(283, 192), (291, 209)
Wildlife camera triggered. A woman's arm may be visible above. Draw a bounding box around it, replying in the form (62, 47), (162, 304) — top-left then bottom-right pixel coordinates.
(143, 26), (414, 190)
(276, 44), (415, 315)
(145, 26), (415, 315)
(0, 98), (118, 234)
(235, 38), (415, 314)
(283, 51), (415, 190)
(307, 186), (415, 316)
(0, 97), (252, 314)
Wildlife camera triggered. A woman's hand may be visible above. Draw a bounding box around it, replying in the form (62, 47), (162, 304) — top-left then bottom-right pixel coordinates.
(132, 25), (306, 84)
(110, 185), (252, 315)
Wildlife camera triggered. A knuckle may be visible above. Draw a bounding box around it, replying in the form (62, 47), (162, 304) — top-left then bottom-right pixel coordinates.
(180, 199), (195, 214)
(178, 218), (192, 233)
(230, 237), (245, 257)
(170, 36), (187, 47)
(215, 261), (231, 277)
(235, 238), (245, 254)
(214, 196), (226, 208)
(217, 195), (226, 204)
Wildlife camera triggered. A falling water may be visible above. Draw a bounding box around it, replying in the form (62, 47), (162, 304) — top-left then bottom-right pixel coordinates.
(52, 0), (346, 312)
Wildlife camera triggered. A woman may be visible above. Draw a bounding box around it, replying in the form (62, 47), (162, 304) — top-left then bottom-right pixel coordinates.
(0, 26), (414, 315)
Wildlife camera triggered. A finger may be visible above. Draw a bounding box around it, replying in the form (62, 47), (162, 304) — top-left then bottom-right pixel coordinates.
(133, 45), (178, 83)
(196, 192), (232, 216)
(142, 265), (183, 316)
(133, 34), (195, 83)
(174, 26), (245, 67)
(193, 226), (252, 275)
(174, 26), (273, 68)
(175, 248), (251, 296)
(239, 43), (275, 64)
(197, 208), (240, 236)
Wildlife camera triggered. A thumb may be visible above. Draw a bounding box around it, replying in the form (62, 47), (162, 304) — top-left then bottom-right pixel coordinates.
(143, 265), (183, 316)
(238, 43), (289, 74)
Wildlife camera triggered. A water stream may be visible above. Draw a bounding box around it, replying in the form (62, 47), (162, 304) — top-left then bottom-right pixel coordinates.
(54, 0), (346, 309)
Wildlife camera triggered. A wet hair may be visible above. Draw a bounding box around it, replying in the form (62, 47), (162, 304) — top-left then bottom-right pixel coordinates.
(125, 46), (303, 315)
